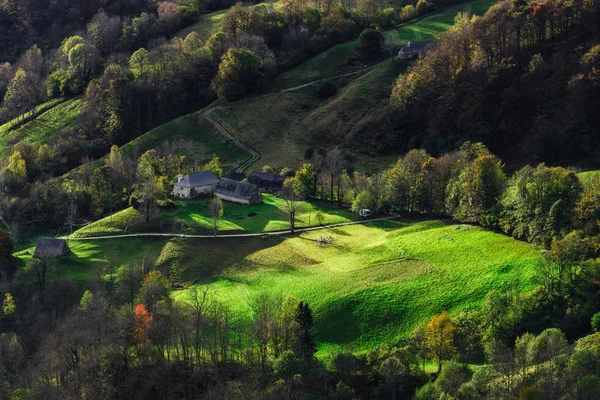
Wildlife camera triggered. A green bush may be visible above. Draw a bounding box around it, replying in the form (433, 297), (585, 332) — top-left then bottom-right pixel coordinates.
(358, 29), (384, 60)
(317, 81), (337, 98)
(591, 312), (600, 332)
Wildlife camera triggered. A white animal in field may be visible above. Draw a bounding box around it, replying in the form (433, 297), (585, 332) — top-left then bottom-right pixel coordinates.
(316, 236), (334, 246)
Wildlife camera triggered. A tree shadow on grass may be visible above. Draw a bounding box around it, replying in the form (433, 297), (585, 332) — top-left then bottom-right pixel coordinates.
(160, 235), (289, 282)
(316, 297), (362, 345)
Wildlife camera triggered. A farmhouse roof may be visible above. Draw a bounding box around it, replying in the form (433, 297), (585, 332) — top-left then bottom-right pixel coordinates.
(249, 171), (286, 184)
(34, 237), (70, 259)
(215, 178), (261, 201)
(174, 171), (219, 188)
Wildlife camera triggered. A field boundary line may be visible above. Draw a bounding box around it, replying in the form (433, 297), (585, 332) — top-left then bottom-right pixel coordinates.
(63, 215), (400, 240)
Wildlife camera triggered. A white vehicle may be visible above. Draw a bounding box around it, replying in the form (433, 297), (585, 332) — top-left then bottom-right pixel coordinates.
(358, 209), (372, 218)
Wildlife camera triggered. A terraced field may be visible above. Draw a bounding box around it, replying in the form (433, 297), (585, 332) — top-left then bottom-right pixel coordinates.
(0, 98), (83, 155)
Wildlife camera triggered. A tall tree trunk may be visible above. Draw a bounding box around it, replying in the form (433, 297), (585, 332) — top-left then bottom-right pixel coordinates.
(330, 172), (334, 204)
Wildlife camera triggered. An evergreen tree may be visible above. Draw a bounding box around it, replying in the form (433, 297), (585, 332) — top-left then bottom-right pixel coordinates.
(293, 301), (316, 361)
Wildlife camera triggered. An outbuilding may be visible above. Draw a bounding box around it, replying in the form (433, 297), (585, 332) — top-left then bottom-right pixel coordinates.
(248, 171), (286, 192)
(34, 237), (70, 259)
(173, 171), (220, 199)
(397, 40), (438, 59)
(214, 179), (263, 205)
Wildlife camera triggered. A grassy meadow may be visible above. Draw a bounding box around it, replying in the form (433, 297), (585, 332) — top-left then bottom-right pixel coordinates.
(71, 193), (357, 237)
(0, 97), (67, 134)
(16, 219), (544, 359)
(577, 169), (600, 188)
(213, 59), (405, 170)
(175, 0), (277, 43)
(383, 0), (497, 45)
(175, 9), (228, 43)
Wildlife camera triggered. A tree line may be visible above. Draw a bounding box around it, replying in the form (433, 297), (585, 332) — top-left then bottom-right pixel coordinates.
(284, 142), (598, 252)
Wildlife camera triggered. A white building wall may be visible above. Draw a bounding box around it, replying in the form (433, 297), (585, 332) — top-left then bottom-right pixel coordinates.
(173, 184), (217, 199)
(214, 193), (251, 205)
(173, 186), (191, 199)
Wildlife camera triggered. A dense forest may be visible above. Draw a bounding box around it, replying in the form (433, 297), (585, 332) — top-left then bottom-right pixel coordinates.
(390, 0), (600, 166)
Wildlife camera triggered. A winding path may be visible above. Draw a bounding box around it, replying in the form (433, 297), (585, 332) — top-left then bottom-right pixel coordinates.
(202, 65), (381, 173)
(64, 215), (399, 241)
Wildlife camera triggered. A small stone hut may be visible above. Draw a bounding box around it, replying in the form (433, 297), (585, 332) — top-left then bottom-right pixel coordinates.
(34, 238), (70, 259)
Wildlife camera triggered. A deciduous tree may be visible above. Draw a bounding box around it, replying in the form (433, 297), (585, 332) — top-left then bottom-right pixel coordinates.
(425, 311), (456, 373)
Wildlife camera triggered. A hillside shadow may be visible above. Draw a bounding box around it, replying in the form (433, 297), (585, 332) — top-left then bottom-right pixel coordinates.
(164, 235), (289, 282)
(316, 298), (362, 345)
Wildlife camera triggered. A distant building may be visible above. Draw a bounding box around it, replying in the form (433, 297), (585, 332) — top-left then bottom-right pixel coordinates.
(214, 178), (263, 205)
(248, 171), (286, 192)
(173, 171), (220, 199)
(397, 40), (438, 59)
(34, 238), (70, 259)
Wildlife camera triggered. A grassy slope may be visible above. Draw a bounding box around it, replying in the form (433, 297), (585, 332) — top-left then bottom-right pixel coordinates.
(577, 170), (599, 188)
(0, 98), (67, 133)
(383, 0), (496, 45)
(175, 220), (542, 358)
(175, 0), (277, 43)
(72, 193), (356, 236)
(17, 219), (543, 358)
(175, 9), (227, 43)
(0, 98), (83, 155)
(61, 110), (247, 180)
(213, 0), (497, 171)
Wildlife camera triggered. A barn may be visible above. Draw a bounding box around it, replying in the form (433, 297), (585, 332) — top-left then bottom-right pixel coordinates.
(34, 238), (70, 259)
(248, 171), (286, 192)
(214, 179), (263, 205)
(173, 171), (220, 199)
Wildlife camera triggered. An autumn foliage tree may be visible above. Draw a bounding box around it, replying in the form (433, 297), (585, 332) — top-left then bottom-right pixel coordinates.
(133, 303), (153, 345)
(425, 311), (456, 373)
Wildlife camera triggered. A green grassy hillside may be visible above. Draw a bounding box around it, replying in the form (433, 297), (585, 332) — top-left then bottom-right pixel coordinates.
(0, 98), (83, 155)
(214, 60), (404, 170)
(383, 0), (496, 45)
(175, 1), (277, 43)
(577, 170), (599, 188)
(175, 9), (227, 43)
(71, 194), (357, 237)
(16, 219), (543, 359)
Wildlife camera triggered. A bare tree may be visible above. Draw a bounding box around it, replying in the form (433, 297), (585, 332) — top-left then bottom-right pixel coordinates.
(283, 198), (299, 233)
(325, 147), (346, 204)
(210, 196), (223, 237)
(65, 202), (78, 235)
